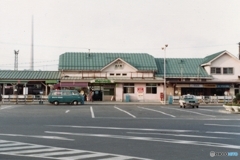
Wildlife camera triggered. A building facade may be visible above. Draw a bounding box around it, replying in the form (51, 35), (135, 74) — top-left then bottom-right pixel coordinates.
(1, 49), (240, 103)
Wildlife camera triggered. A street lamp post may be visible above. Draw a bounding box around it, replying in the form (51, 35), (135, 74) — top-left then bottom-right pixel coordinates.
(162, 44), (168, 105)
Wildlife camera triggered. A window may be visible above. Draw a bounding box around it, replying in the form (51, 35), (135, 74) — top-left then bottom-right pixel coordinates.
(104, 88), (114, 95)
(211, 67), (221, 74)
(122, 73), (127, 76)
(146, 83), (157, 94)
(116, 73), (121, 76)
(223, 67), (233, 74)
(109, 73), (114, 76)
(123, 83), (134, 93)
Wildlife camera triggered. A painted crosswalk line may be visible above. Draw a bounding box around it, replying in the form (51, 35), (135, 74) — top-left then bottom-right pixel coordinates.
(0, 139), (152, 160)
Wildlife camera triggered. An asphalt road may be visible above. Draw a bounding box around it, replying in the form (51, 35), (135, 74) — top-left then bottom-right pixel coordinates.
(0, 104), (239, 160)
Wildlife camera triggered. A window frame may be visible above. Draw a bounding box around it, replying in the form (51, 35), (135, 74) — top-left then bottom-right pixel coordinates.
(123, 83), (135, 94)
(223, 67), (233, 74)
(146, 83), (157, 94)
(210, 67), (221, 74)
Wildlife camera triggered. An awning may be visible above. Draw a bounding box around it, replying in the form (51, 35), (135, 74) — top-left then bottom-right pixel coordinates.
(54, 82), (88, 88)
(0, 80), (28, 84)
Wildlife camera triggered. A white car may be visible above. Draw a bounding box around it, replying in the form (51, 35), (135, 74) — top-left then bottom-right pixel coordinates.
(179, 94), (199, 108)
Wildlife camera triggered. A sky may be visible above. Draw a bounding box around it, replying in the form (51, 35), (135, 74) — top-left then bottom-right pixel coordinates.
(1, 0), (240, 71)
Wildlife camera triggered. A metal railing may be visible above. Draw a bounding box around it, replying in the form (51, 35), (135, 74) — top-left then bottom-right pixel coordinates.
(172, 95), (234, 104)
(1, 95), (48, 104)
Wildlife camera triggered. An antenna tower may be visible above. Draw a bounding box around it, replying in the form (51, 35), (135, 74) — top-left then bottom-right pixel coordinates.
(14, 50), (19, 70)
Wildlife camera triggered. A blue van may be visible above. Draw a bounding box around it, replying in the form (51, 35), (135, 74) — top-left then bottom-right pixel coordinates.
(48, 90), (84, 105)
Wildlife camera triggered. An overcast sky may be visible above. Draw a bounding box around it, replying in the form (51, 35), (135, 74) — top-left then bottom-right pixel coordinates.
(1, 0), (240, 71)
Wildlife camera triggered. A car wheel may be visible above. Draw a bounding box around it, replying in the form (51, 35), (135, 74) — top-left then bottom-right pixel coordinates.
(72, 100), (78, 105)
(196, 106), (199, 108)
(53, 101), (59, 105)
(180, 105), (182, 108)
(192, 106), (194, 108)
(183, 105), (186, 108)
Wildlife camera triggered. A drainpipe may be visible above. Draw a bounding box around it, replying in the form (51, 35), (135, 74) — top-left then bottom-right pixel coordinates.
(238, 42), (240, 60)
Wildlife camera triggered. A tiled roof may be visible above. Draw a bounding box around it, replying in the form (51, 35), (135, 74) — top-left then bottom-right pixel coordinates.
(155, 58), (212, 78)
(58, 52), (158, 71)
(201, 50), (226, 64)
(0, 70), (61, 80)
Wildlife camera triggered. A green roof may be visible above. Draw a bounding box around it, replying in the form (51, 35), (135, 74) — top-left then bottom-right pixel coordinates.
(58, 52), (158, 71)
(155, 58), (212, 78)
(202, 50), (226, 64)
(0, 70), (61, 80)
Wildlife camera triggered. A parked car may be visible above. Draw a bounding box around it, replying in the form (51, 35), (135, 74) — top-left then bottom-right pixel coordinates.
(48, 90), (84, 105)
(179, 94), (199, 108)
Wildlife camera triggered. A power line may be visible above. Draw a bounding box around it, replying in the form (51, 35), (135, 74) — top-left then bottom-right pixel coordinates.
(0, 60), (58, 66)
(0, 41), (237, 50)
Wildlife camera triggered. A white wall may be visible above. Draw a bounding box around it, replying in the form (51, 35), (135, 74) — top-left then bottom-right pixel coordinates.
(121, 83), (162, 102)
(210, 54), (240, 80)
(115, 83), (123, 102)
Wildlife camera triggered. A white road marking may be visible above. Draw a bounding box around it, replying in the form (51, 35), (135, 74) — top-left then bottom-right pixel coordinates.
(138, 107), (175, 118)
(0, 139), (151, 160)
(0, 133), (74, 141)
(206, 131), (240, 136)
(163, 107), (216, 117)
(8, 148), (64, 154)
(205, 124), (240, 127)
(65, 110), (70, 113)
(26, 150), (86, 157)
(0, 145), (43, 151)
(0, 106), (13, 110)
(45, 131), (240, 149)
(47, 125), (198, 133)
(198, 109), (216, 112)
(114, 106), (136, 118)
(90, 106), (95, 118)
(127, 132), (231, 139)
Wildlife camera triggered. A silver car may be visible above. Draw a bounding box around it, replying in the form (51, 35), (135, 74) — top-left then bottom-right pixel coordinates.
(179, 94), (199, 108)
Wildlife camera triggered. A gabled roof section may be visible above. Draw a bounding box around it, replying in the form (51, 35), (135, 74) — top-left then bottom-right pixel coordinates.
(155, 58), (212, 78)
(100, 58), (138, 71)
(58, 52), (158, 71)
(201, 50), (226, 65)
(0, 70), (61, 80)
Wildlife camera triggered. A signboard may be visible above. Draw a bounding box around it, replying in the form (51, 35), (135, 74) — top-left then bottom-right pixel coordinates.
(203, 84), (216, 88)
(90, 79), (114, 83)
(137, 87), (144, 93)
(46, 80), (58, 84)
(217, 84), (230, 88)
(23, 87), (28, 95)
(189, 84), (203, 88)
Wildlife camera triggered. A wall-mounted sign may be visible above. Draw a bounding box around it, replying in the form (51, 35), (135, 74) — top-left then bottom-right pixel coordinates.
(137, 87), (144, 93)
(189, 84), (203, 87)
(46, 80), (58, 84)
(203, 84), (216, 88)
(217, 84), (230, 88)
(90, 79), (114, 83)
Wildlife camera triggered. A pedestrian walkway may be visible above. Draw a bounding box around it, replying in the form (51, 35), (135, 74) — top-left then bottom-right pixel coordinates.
(0, 139), (151, 160)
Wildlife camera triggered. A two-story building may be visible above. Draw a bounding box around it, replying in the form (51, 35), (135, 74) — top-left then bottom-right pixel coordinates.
(55, 52), (163, 102)
(160, 50), (240, 98)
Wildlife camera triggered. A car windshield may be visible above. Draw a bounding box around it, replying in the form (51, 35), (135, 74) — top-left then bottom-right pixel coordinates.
(184, 95), (194, 99)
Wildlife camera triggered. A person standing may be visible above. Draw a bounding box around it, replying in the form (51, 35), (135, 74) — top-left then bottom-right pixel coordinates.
(91, 90), (94, 102)
(89, 89), (94, 102)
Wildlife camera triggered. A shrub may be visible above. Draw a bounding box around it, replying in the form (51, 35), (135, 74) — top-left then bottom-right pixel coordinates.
(233, 93), (240, 104)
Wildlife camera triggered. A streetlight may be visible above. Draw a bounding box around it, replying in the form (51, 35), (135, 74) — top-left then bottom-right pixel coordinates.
(162, 44), (168, 104)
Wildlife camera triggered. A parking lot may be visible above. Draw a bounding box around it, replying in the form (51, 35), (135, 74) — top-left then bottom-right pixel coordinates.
(0, 104), (239, 160)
